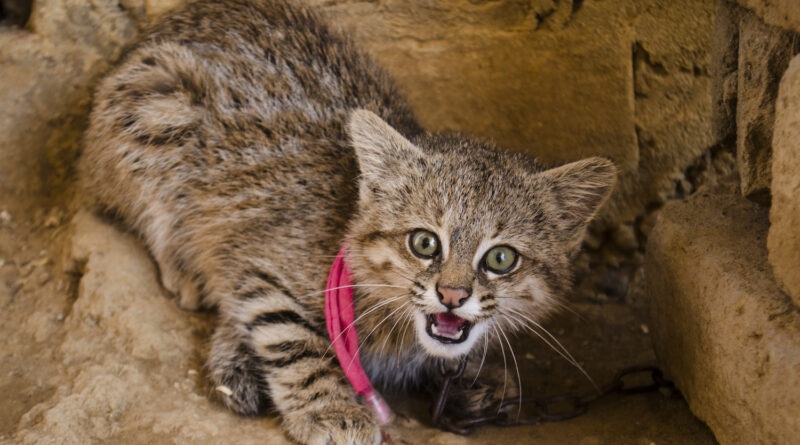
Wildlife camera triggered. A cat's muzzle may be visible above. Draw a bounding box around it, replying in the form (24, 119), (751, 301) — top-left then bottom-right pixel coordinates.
(426, 312), (473, 344)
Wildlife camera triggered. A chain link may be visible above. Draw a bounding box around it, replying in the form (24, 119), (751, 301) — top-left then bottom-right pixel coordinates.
(431, 360), (675, 435)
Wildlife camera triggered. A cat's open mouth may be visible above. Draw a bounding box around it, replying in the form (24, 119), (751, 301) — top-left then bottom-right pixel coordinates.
(426, 313), (472, 344)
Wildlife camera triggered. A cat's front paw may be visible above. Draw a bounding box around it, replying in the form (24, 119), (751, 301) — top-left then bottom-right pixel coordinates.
(283, 401), (382, 445)
(446, 361), (520, 417)
(446, 382), (509, 416)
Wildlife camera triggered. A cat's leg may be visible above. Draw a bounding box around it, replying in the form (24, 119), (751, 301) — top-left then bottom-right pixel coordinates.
(134, 200), (204, 310)
(208, 320), (271, 414)
(153, 253), (203, 310)
(209, 292), (381, 444)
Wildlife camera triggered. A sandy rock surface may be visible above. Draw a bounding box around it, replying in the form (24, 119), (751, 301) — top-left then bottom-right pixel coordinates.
(769, 54), (800, 307)
(11, 211), (289, 444)
(646, 182), (800, 445)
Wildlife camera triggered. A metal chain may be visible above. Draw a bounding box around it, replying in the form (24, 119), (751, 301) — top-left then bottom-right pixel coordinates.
(431, 360), (676, 435)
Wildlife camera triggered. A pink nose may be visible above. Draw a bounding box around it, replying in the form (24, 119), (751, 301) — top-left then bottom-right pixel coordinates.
(437, 286), (471, 308)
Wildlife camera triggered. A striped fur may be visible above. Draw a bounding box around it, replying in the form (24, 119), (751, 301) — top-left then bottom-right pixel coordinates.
(79, 1), (615, 443)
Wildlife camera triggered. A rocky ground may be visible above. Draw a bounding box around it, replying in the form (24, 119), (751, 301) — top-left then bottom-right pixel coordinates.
(0, 198), (717, 443)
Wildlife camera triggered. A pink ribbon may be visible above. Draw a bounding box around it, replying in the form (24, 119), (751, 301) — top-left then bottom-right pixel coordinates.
(325, 245), (393, 425)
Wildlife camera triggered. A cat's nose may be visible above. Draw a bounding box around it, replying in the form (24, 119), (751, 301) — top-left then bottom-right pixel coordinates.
(436, 286), (472, 309)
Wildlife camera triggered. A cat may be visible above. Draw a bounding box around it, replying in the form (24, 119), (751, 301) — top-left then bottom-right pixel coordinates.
(78, 0), (616, 443)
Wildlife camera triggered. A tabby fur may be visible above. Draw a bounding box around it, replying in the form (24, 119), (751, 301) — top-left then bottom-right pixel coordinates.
(79, 1), (616, 443)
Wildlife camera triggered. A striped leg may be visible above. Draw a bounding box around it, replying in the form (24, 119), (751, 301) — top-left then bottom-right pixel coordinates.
(208, 286), (381, 444)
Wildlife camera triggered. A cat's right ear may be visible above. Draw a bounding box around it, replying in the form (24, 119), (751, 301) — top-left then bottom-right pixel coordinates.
(348, 109), (423, 203)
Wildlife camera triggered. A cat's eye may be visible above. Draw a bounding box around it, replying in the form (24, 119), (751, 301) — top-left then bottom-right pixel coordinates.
(483, 245), (518, 274)
(409, 229), (440, 259)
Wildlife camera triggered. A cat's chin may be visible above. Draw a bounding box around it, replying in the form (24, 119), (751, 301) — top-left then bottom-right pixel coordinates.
(413, 311), (486, 359)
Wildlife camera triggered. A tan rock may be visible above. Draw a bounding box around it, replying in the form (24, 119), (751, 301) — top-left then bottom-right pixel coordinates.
(732, 0), (800, 33)
(646, 184), (800, 445)
(13, 211), (291, 444)
(710, 1), (743, 146)
(768, 54), (800, 307)
(735, 11), (796, 203)
(317, 0), (639, 167)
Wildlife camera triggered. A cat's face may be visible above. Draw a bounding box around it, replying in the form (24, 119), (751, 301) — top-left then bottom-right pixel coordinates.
(346, 110), (615, 360)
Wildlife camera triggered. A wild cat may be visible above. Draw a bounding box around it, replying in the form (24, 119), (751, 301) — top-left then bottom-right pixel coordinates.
(78, 0), (616, 443)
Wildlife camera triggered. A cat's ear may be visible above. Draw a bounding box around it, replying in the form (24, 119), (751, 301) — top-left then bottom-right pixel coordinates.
(348, 109), (423, 202)
(538, 157), (617, 240)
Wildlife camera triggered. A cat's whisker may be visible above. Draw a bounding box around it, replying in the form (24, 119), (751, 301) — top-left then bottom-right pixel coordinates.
(491, 295), (581, 319)
(347, 297), (413, 370)
(501, 307), (580, 364)
(375, 304), (414, 359)
(501, 309), (598, 392)
(497, 324), (523, 420)
(322, 293), (410, 359)
(491, 324), (509, 415)
(398, 307), (416, 351)
(470, 331), (490, 387)
(297, 283), (408, 300)
(548, 298), (582, 318)
(507, 308), (584, 373)
(501, 310), (575, 365)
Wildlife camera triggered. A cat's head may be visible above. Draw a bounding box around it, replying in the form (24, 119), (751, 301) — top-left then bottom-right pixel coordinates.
(345, 109), (616, 360)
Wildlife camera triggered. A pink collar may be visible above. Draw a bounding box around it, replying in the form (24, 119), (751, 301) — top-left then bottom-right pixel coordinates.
(325, 245), (393, 425)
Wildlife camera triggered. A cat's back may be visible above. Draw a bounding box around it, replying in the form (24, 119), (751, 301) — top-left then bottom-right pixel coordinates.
(79, 0), (419, 307)
(82, 0), (416, 180)
(81, 0), (418, 227)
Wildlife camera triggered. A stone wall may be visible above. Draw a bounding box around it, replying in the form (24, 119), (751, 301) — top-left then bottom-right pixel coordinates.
(709, 0), (800, 307)
(0, 0), (723, 304)
(646, 1), (800, 443)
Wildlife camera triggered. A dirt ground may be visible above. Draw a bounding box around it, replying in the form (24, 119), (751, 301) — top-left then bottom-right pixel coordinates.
(0, 188), (718, 443)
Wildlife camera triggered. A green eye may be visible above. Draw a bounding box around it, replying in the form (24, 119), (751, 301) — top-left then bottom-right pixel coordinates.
(483, 246), (518, 274)
(409, 230), (440, 258)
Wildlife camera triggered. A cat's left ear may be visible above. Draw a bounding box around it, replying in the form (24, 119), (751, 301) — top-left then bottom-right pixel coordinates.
(348, 109), (424, 203)
(538, 157), (617, 242)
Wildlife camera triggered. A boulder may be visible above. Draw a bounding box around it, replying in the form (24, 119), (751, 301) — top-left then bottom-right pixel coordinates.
(768, 53), (800, 307)
(735, 11), (796, 202)
(12, 211), (290, 444)
(731, 0), (800, 34)
(646, 184), (800, 445)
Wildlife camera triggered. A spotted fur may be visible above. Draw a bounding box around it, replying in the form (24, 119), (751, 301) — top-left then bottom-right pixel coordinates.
(79, 1), (616, 444)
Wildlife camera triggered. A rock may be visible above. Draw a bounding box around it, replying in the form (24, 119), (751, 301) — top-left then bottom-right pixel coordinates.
(646, 184), (800, 445)
(612, 0), (715, 225)
(731, 0), (800, 34)
(0, 0), (31, 27)
(710, 1), (742, 146)
(319, 0), (638, 167)
(735, 11), (796, 203)
(768, 54), (800, 307)
(13, 211), (290, 444)
(0, 0), (138, 206)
